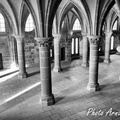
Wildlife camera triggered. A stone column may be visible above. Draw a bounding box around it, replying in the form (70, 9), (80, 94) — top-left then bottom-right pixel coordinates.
(87, 35), (100, 91)
(81, 33), (89, 67)
(66, 34), (72, 61)
(104, 32), (112, 63)
(35, 37), (55, 106)
(79, 36), (83, 58)
(53, 34), (62, 72)
(15, 35), (27, 78)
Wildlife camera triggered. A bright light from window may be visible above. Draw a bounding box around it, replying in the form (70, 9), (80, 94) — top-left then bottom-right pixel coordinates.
(71, 38), (79, 55)
(61, 21), (64, 28)
(0, 13), (5, 32)
(111, 36), (114, 50)
(113, 20), (117, 30)
(25, 14), (34, 32)
(75, 38), (78, 54)
(73, 18), (81, 30)
(50, 49), (52, 57)
(72, 38), (74, 54)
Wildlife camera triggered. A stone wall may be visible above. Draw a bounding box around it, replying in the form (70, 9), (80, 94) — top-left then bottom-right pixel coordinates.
(0, 35), (12, 69)
(0, 30), (40, 69)
(24, 31), (39, 67)
(114, 36), (120, 49)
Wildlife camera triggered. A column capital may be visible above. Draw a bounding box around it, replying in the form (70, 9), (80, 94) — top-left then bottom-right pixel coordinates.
(34, 37), (53, 47)
(14, 35), (24, 39)
(52, 34), (61, 38)
(52, 34), (61, 42)
(14, 35), (24, 42)
(87, 35), (101, 45)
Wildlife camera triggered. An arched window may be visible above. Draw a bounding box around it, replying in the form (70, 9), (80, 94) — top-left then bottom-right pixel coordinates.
(25, 14), (34, 32)
(71, 19), (81, 57)
(73, 18), (81, 30)
(113, 20), (117, 30)
(0, 13), (5, 32)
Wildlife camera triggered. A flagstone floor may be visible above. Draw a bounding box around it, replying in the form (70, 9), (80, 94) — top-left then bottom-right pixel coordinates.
(0, 54), (120, 120)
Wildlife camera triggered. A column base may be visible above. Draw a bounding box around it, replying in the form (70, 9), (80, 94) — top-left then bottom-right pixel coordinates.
(18, 72), (27, 79)
(53, 67), (62, 72)
(104, 59), (111, 63)
(87, 83), (100, 92)
(40, 94), (55, 106)
(81, 62), (89, 67)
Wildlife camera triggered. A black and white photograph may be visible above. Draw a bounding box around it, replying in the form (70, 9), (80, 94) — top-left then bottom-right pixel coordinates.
(0, 0), (120, 120)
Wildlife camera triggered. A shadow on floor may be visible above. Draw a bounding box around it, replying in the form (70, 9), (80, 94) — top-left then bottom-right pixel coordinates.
(54, 81), (120, 105)
(27, 71), (40, 77)
(55, 96), (65, 103)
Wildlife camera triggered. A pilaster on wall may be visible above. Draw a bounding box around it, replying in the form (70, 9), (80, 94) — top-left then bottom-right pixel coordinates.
(81, 33), (89, 67)
(53, 34), (62, 72)
(104, 32), (112, 63)
(15, 35), (27, 79)
(34, 37), (55, 106)
(87, 35), (100, 91)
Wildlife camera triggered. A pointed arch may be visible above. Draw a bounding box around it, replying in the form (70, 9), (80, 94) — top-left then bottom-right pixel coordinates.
(0, 3), (15, 34)
(19, 1), (39, 36)
(58, 1), (90, 34)
(112, 18), (118, 30)
(97, 0), (115, 35)
(110, 11), (118, 31)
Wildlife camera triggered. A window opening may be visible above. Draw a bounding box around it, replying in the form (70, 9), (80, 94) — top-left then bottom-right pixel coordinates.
(25, 14), (34, 32)
(73, 18), (81, 30)
(0, 13), (5, 32)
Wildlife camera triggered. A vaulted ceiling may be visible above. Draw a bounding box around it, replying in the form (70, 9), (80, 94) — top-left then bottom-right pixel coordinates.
(0, 0), (118, 37)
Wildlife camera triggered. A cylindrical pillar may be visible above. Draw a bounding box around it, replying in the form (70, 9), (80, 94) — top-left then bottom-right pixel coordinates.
(35, 37), (55, 106)
(79, 36), (83, 58)
(87, 35), (100, 91)
(53, 34), (62, 72)
(81, 33), (89, 67)
(15, 35), (27, 78)
(66, 34), (72, 62)
(104, 32), (112, 63)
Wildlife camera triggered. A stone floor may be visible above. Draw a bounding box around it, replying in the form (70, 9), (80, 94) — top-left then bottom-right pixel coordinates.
(0, 54), (120, 120)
